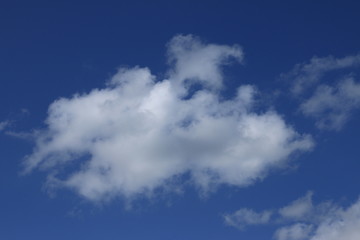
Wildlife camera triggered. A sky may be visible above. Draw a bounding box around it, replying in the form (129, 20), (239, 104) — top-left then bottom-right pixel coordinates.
(1, 1), (360, 239)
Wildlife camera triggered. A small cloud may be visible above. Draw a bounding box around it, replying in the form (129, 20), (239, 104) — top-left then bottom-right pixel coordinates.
(224, 208), (273, 230)
(279, 191), (314, 220)
(283, 54), (360, 130)
(283, 54), (360, 96)
(20, 108), (30, 115)
(299, 77), (360, 130)
(226, 191), (360, 240)
(274, 223), (314, 240)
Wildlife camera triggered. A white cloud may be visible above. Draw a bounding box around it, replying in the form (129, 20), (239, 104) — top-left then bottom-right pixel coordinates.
(279, 191), (314, 220)
(167, 34), (243, 92)
(300, 77), (360, 130)
(284, 54), (360, 130)
(224, 192), (314, 230)
(274, 223), (313, 240)
(278, 197), (360, 240)
(224, 208), (273, 230)
(226, 192), (360, 240)
(309, 198), (360, 240)
(24, 35), (313, 201)
(284, 54), (360, 96)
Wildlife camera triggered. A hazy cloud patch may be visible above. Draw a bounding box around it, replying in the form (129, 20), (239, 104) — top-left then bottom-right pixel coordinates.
(0, 121), (9, 132)
(224, 208), (273, 230)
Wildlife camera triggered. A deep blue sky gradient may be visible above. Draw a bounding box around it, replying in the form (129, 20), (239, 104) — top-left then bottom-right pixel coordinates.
(1, 1), (360, 239)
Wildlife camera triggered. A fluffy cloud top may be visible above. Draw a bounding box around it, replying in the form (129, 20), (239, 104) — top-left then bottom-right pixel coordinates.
(225, 192), (360, 240)
(284, 54), (360, 130)
(24, 35), (313, 201)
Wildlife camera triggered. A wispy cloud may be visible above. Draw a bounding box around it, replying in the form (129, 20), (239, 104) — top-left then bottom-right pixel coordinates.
(224, 208), (273, 230)
(223, 191), (314, 231)
(0, 121), (9, 132)
(278, 191), (314, 220)
(24, 35), (313, 202)
(225, 191), (360, 240)
(284, 54), (360, 96)
(275, 197), (360, 240)
(283, 54), (360, 130)
(300, 77), (360, 130)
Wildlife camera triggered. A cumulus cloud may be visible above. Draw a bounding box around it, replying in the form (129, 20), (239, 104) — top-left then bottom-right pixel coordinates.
(24, 34), (313, 201)
(225, 192), (360, 240)
(284, 54), (360, 130)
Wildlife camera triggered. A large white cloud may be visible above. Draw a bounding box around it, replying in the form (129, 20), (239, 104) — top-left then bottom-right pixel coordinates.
(225, 192), (360, 240)
(24, 35), (313, 201)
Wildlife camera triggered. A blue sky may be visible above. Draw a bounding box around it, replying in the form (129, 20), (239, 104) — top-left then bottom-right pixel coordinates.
(1, 1), (360, 239)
